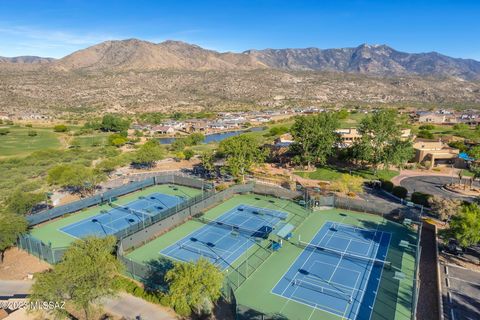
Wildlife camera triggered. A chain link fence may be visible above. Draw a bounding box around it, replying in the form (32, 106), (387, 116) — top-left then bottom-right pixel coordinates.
(17, 234), (68, 264)
(26, 172), (213, 226)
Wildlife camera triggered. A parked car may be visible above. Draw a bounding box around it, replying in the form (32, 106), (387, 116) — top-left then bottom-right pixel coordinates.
(441, 238), (464, 256)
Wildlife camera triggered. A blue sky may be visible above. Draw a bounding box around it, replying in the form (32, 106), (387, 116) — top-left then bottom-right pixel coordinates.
(0, 0), (479, 60)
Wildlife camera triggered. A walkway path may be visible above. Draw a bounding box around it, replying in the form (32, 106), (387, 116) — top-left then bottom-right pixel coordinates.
(0, 280), (32, 297)
(0, 281), (176, 320)
(103, 293), (177, 320)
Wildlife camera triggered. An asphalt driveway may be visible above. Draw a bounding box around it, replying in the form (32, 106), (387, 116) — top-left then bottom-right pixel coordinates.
(440, 263), (480, 320)
(400, 176), (476, 201)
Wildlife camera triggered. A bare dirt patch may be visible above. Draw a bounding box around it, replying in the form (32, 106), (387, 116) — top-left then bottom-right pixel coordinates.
(0, 248), (50, 280)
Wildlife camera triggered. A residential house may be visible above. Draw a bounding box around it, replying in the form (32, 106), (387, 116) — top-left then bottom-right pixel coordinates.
(152, 125), (175, 135)
(413, 139), (459, 168)
(417, 112), (458, 124)
(336, 128), (361, 147)
(335, 128), (412, 148)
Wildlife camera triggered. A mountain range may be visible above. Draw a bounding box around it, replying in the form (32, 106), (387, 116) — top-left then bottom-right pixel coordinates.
(1, 39), (480, 115)
(2, 39), (480, 80)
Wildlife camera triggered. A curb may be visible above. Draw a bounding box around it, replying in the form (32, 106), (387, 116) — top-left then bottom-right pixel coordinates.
(435, 225), (445, 320)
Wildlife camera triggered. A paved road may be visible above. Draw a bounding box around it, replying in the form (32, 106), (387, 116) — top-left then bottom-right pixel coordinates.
(0, 281), (32, 297)
(103, 293), (176, 320)
(0, 281), (176, 320)
(400, 176), (476, 201)
(440, 263), (480, 320)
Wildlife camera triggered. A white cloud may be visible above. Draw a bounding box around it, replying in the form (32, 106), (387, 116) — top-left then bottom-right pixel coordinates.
(0, 25), (121, 57)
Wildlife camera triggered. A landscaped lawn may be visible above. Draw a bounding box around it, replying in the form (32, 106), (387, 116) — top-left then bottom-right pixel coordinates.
(70, 133), (109, 147)
(294, 166), (399, 181)
(0, 126), (62, 158)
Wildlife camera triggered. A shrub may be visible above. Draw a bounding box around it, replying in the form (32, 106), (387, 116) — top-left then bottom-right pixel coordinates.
(53, 124), (69, 132)
(380, 180), (394, 192)
(0, 128), (10, 135)
(113, 276), (165, 306)
(453, 123), (469, 131)
(411, 192), (433, 207)
(392, 186), (408, 199)
(417, 130), (434, 139)
(27, 130), (38, 137)
(184, 149), (194, 160)
(215, 183), (228, 192)
(419, 124), (435, 130)
(448, 141), (467, 152)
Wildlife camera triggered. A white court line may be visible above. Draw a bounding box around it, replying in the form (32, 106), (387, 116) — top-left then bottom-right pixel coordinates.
(328, 238), (353, 283)
(367, 231), (392, 320)
(273, 220), (391, 320)
(276, 227), (334, 315)
(161, 204), (266, 268)
(278, 222), (342, 315)
(349, 231), (382, 320)
(303, 273), (362, 296)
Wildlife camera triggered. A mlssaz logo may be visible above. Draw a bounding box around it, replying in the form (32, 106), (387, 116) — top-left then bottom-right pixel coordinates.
(0, 300), (66, 310)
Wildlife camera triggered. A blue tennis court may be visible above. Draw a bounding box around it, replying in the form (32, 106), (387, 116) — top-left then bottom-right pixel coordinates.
(272, 221), (391, 320)
(161, 205), (288, 270)
(60, 192), (185, 238)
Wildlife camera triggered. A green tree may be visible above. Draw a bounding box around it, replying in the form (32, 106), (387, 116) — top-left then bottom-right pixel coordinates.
(385, 139), (414, 170)
(355, 110), (403, 172)
(6, 189), (45, 215)
(171, 112), (187, 121)
(467, 145), (480, 160)
(47, 164), (105, 194)
(0, 211), (28, 262)
(30, 237), (123, 319)
(100, 114), (131, 132)
(267, 126), (289, 137)
(219, 135), (266, 183)
(133, 140), (165, 167)
(184, 149), (195, 160)
(107, 133), (128, 147)
(187, 133), (205, 145)
(337, 109), (349, 119)
(448, 203), (480, 247)
(201, 151), (216, 175)
(164, 258), (224, 317)
(466, 164), (480, 189)
(53, 124), (69, 133)
(289, 113), (340, 168)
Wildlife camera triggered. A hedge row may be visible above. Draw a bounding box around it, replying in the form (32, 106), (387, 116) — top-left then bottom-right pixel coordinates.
(113, 276), (169, 306)
(392, 186), (408, 199)
(380, 178), (431, 205)
(411, 192), (432, 207)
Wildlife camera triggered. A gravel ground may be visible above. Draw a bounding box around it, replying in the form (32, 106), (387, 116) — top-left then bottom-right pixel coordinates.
(0, 248), (50, 280)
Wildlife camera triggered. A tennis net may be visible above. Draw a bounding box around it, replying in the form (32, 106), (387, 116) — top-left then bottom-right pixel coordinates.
(296, 241), (391, 268)
(194, 216), (265, 237)
(293, 279), (353, 303)
(179, 243), (218, 260)
(242, 206), (287, 220)
(109, 202), (153, 218)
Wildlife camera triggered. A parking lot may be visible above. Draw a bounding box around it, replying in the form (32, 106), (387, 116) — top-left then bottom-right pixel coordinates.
(440, 263), (480, 320)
